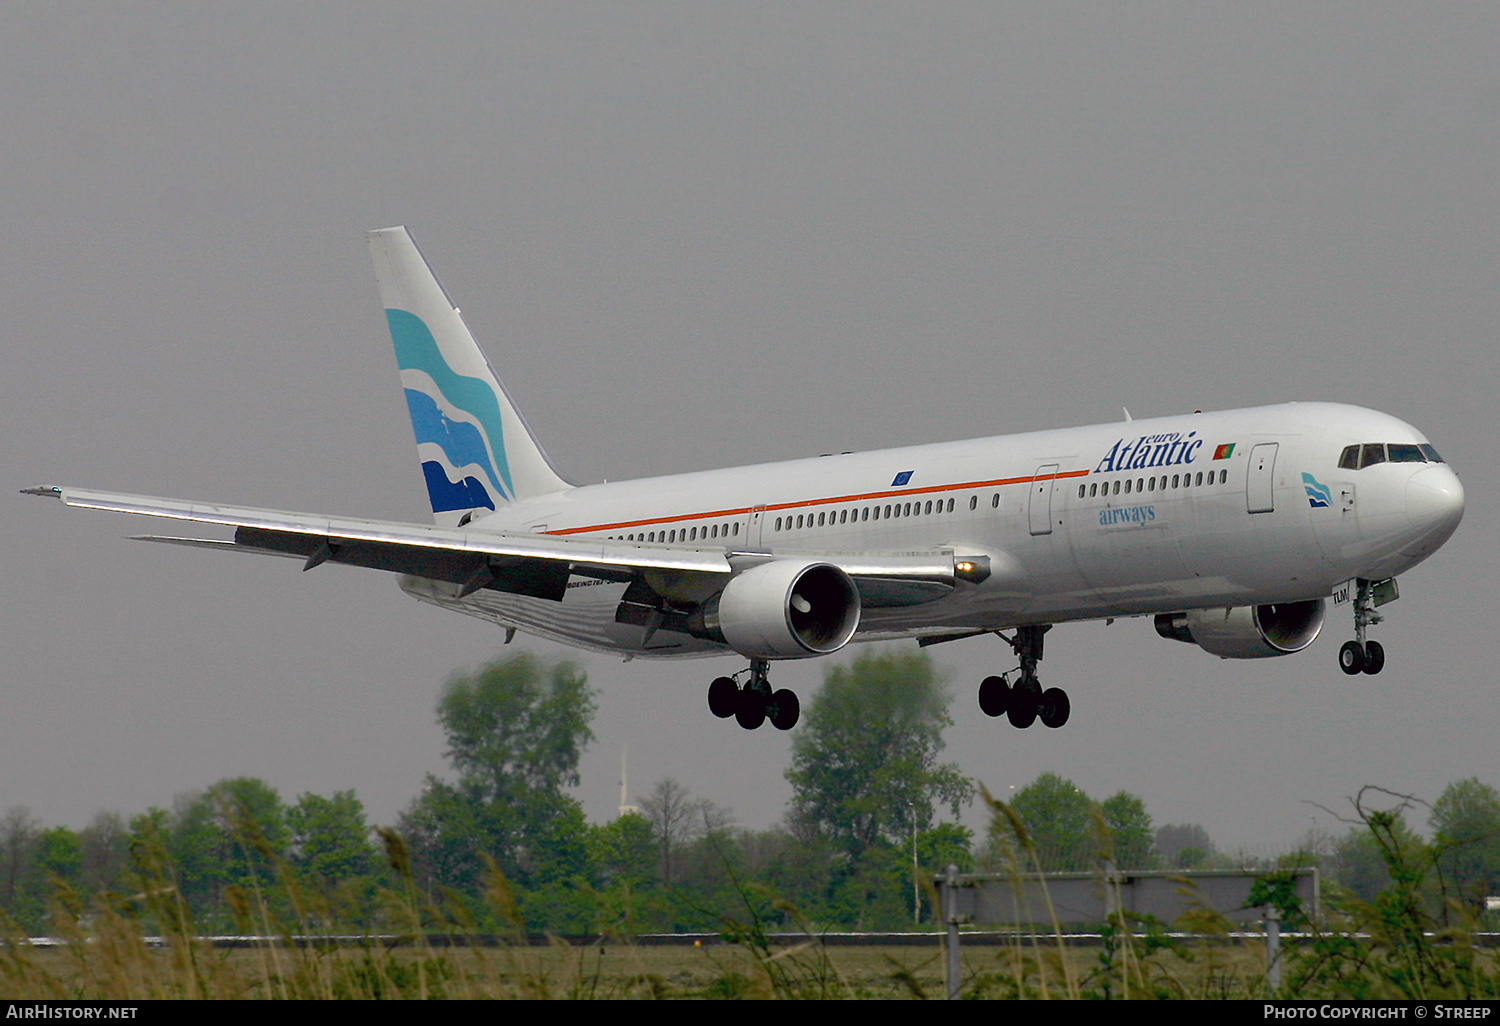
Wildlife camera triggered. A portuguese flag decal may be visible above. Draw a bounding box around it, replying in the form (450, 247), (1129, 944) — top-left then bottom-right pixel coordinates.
(1213, 443), (1235, 460)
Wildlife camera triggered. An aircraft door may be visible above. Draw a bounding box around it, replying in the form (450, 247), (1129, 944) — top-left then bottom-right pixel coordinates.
(747, 505), (768, 550)
(1247, 443), (1278, 514)
(1029, 464), (1059, 536)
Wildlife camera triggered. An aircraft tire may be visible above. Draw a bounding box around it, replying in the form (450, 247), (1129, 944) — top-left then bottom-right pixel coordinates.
(708, 676), (739, 718)
(1339, 641), (1365, 675)
(768, 689), (800, 730)
(978, 675), (1010, 717)
(1361, 640), (1385, 675)
(1039, 688), (1070, 729)
(1008, 677), (1040, 729)
(735, 689), (767, 730)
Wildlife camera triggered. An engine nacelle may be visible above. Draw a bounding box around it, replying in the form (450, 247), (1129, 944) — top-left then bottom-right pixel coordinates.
(704, 561), (861, 659)
(1154, 600), (1325, 659)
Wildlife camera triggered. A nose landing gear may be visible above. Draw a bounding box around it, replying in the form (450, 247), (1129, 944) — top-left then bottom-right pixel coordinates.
(707, 660), (800, 730)
(1339, 578), (1392, 676)
(977, 625), (1070, 728)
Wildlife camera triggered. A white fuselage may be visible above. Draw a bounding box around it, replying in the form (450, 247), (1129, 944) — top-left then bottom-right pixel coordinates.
(398, 401), (1464, 658)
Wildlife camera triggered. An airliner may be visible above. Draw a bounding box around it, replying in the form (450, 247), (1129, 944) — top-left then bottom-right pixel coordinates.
(25, 227), (1466, 732)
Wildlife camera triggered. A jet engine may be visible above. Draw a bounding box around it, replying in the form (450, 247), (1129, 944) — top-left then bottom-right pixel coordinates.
(1154, 600), (1325, 659)
(703, 561), (861, 659)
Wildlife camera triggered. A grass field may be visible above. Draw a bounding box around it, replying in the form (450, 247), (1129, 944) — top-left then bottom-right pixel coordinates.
(5, 930), (1290, 1000)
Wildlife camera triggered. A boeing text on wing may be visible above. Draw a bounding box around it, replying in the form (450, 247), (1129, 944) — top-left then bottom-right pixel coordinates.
(25, 228), (1466, 732)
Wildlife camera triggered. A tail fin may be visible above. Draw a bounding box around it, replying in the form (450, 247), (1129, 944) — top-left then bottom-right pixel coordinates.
(369, 227), (571, 525)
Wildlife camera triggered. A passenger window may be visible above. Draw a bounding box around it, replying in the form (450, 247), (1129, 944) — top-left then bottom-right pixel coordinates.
(969, 495), (977, 511)
(1079, 484), (1086, 498)
(991, 494), (999, 508)
(1219, 470), (1227, 484)
(1124, 479), (1132, 494)
(925, 500), (933, 515)
(1171, 474), (1180, 488)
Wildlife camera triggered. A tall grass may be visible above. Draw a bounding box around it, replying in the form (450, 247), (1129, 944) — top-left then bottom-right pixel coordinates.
(3, 786), (1495, 999)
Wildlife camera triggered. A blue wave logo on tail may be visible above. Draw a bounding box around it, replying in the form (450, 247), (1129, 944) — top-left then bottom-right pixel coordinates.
(387, 308), (512, 513)
(1302, 473), (1332, 508)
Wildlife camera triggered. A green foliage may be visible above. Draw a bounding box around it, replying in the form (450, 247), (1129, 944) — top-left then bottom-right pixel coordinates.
(1429, 777), (1500, 915)
(1100, 791), (1157, 869)
(1284, 788), (1500, 1001)
(785, 649), (972, 862)
(289, 790), (374, 883)
(400, 653), (597, 927)
(437, 651), (595, 803)
(996, 772), (1094, 872)
(1156, 822), (1215, 868)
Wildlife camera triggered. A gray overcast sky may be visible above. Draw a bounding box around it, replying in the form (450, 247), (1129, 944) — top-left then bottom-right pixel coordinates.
(3, 3), (1495, 853)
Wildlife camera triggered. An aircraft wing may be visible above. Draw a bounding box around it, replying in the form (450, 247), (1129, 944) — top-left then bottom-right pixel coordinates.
(23, 486), (961, 606)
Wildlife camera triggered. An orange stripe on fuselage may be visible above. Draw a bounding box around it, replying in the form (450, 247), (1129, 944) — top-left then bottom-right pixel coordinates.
(545, 468), (1090, 536)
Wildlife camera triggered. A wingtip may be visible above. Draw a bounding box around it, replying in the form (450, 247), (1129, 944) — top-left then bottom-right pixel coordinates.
(20, 486), (62, 498)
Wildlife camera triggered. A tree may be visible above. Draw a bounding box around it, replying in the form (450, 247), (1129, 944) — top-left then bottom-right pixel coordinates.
(78, 811), (130, 895)
(288, 790), (375, 883)
(400, 653), (596, 898)
(1429, 777), (1500, 912)
(437, 652), (595, 803)
(785, 650), (972, 865)
(1156, 823), (1215, 869)
(999, 773), (1095, 871)
(639, 777), (729, 886)
(0, 807), (42, 929)
(1100, 791), (1157, 869)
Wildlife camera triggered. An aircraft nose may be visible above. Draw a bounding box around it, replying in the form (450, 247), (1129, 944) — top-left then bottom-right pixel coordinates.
(1405, 465), (1465, 549)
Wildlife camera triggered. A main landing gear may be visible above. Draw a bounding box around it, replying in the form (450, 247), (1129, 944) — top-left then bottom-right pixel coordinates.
(977, 625), (1070, 729)
(1339, 578), (1390, 676)
(708, 660), (800, 731)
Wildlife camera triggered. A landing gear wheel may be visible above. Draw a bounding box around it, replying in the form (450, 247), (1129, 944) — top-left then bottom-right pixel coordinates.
(1038, 688), (1071, 729)
(1008, 676), (1040, 729)
(735, 687), (767, 730)
(978, 675), (1010, 717)
(1361, 640), (1385, 675)
(708, 676), (739, 718)
(768, 689), (800, 730)
(1339, 640), (1365, 675)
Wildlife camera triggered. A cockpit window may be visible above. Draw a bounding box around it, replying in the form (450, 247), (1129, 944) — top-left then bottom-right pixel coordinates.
(1342, 441), (1446, 470)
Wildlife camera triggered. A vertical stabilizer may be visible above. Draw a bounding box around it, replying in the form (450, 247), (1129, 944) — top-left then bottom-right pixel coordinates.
(369, 227), (571, 525)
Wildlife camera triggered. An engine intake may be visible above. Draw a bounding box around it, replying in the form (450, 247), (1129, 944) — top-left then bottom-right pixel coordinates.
(705, 561), (861, 659)
(1155, 600), (1325, 659)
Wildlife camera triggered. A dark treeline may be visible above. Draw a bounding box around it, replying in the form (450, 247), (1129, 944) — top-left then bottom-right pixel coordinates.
(3, 651), (1497, 937)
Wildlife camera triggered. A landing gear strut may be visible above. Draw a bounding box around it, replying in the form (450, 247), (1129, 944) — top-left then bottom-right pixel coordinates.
(707, 660), (800, 731)
(1339, 578), (1389, 676)
(978, 625), (1070, 729)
